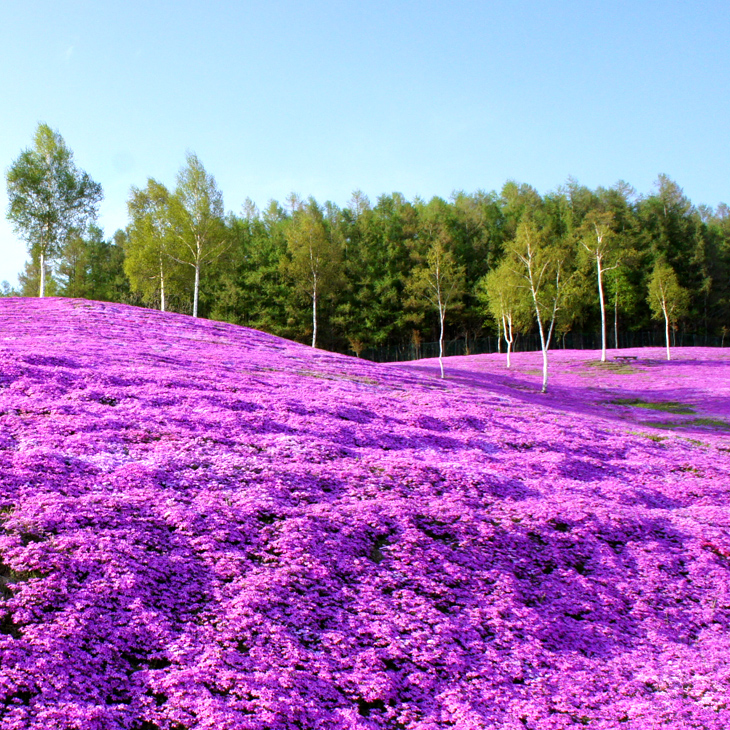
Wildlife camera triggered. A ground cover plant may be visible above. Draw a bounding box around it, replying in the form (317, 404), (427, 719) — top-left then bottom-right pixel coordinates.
(0, 298), (729, 730)
(608, 399), (695, 415)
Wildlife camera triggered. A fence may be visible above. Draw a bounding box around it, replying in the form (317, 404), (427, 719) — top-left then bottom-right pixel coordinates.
(358, 330), (728, 364)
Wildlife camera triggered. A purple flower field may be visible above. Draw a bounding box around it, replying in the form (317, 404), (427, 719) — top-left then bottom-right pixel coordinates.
(1, 299), (729, 730)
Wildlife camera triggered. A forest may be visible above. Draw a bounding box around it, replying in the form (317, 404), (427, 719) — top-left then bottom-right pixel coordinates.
(5, 125), (730, 360)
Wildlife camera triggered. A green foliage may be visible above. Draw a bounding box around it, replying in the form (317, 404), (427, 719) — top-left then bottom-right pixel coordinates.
(476, 260), (532, 366)
(6, 124), (102, 297)
(168, 153), (227, 317)
(477, 261), (531, 337)
(17, 259), (61, 297)
(57, 225), (130, 302)
(124, 179), (189, 311)
(407, 239), (465, 319)
(609, 398), (695, 414)
(648, 260), (690, 360)
(406, 237), (465, 377)
(334, 193), (420, 351)
(207, 201), (292, 337)
(281, 198), (343, 347)
(647, 261), (690, 324)
(506, 217), (574, 391)
(507, 218), (571, 334)
(5, 126), (729, 351)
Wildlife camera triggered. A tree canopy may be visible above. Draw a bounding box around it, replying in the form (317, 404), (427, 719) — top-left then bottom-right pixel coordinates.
(6, 123), (102, 297)
(4, 130), (729, 359)
(648, 261), (690, 360)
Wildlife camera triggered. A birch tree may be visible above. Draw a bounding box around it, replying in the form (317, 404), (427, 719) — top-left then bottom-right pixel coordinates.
(508, 218), (569, 393)
(282, 198), (343, 348)
(604, 263), (638, 349)
(125, 179), (177, 311)
(647, 261), (689, 360)
(407, 238), (465, 379)
(579, 211), (620, 361)
(168, 153), (226, 318)
(6, 123), (102, 297)
(477, 261), (530, 368)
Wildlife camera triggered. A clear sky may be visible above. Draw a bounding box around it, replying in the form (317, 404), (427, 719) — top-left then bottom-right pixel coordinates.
(1, 0), (729, 286)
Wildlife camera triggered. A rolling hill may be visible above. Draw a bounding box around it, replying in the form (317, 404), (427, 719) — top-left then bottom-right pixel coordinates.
(0, 298), (729, 730)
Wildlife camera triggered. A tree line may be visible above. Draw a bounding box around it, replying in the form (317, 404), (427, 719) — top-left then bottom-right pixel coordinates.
(5, 124), (730, 373)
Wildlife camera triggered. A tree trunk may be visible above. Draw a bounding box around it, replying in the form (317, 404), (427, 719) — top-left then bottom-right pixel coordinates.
(312, 288), (318, 348)
(540, 335), (549, 393)
(597, 257), (607, 361)
(39, 251), (45, 298)
(533, 304), (549, 393)
(438, 305), (445, 379)
(530, 287), (550, 393)
(160, 258), (166, 313)
(614, 291), (619, 349)
(535, 274), (560, 394)
(664, 306), (671, 361)
(503, 313), (513, 368)
(193, 264), (200, 318)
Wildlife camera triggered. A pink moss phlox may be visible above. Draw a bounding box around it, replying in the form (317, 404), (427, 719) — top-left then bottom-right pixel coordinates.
(0, 298), (729, 729)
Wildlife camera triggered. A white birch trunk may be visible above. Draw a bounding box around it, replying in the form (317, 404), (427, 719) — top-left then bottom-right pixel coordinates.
(597, 255), (607, 361)
(160, 258), (166, 313)
(534, 304), (548, 392)
(192, 264), (200, 318)
(438, 303), (445, 379)
(664, 305), (671, 360)
(528, 280), (550, 393)
(501, 314), (507, 363)
(507, 315), (513, 368)
(502, 312), (514, 368)
(532, 295), (549, 393)
(39, 251), (46, 298)
(529, 268), (560, 394)
(312, 286), (318, 348)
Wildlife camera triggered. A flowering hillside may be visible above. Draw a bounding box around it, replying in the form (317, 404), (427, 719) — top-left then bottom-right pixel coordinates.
(1, 299), (729, 730)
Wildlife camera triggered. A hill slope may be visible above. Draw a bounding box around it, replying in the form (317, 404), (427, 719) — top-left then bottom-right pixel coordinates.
(0, 299), (729, 730)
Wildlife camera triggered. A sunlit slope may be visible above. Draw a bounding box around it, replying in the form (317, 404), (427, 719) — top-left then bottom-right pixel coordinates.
(401, 346), (730, 442)
(0, 299), (729, 730)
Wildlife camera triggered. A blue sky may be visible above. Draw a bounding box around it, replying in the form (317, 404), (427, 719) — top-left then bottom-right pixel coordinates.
(1, 0), (729, 286)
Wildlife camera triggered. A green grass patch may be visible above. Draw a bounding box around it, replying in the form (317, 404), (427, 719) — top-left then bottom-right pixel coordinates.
(585, 361), (639, 374)
(690, 417), (730, 430)
(639, 417), (730, 431)
(296, 370), (378, 385)
(628, 430), (667, 442)
(610, 398), (696, 414)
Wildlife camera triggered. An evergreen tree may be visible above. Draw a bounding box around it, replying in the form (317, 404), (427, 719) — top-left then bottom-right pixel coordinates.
(208, 200), (292, 337)
(57, 224), (129, 301)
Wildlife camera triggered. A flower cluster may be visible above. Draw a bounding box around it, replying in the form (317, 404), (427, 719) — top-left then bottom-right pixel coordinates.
(0, 298), (729, 729)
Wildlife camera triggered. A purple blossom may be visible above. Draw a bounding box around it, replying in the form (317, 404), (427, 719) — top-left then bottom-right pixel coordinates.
(1, 298), (729, 729)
